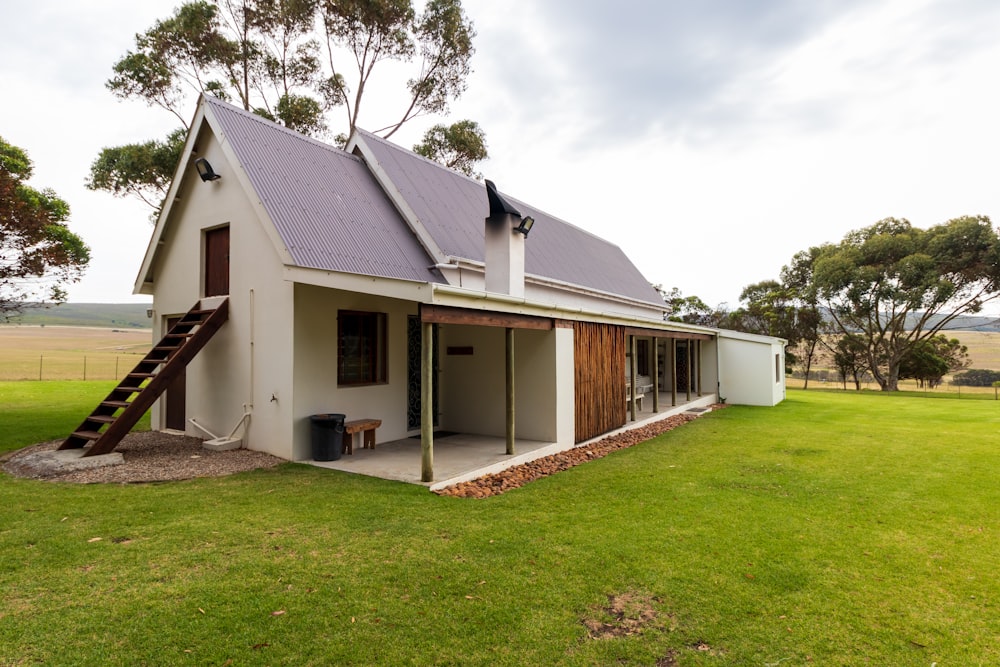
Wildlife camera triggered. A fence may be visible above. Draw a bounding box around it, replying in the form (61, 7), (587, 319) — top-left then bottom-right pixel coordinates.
(786, 376), (1000, 399)
(1, 352), (149, 382)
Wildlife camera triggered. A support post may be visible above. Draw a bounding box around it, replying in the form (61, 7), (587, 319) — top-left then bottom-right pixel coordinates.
(696, 340), (703, 397)
(670, 339), (677, 407)
(506, 327), (515, 455)
(652, 337), (659, 413)
(421, 321), (434, 482)
(686, 341), (693, 402)
(629, 335), (637, 422)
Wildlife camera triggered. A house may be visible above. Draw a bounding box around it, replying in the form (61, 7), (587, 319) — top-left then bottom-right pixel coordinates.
(77, 95), (785, 482)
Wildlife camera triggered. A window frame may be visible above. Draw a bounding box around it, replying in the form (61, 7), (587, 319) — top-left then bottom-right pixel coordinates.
(337, 310), (388, 387)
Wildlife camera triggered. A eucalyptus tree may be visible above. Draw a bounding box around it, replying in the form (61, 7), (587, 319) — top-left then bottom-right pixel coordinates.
(89, 0), (485, 213)
(1, 137), (90, 318)
(789, 216), (1000, 391)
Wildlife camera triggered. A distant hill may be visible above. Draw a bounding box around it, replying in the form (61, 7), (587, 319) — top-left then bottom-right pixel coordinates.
(818, 307), (1000, 332)
(923, 314), (1000, 332)
(4, 303), (152, 329)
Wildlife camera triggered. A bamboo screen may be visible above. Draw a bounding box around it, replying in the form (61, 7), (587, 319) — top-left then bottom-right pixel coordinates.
(573, 322), (626, 443)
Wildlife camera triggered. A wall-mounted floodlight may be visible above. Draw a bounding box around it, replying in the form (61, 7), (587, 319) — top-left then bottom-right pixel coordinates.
(194, 157), (221, 182)
(515, 216), (535, 237)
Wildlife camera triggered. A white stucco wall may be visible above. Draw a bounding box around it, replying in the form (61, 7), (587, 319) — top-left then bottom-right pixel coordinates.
(717, 333), (786, 406)
(291, 284), (418, 461)
(147, 129), (295, 458)
(437, 325), (564, 443)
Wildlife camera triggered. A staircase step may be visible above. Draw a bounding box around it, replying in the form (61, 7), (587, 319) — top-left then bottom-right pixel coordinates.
(58, 298), (228, 457)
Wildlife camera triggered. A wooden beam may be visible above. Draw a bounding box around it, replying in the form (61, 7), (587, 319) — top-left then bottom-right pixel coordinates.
(421, 304), (553, 330)
(622, 325), (712, 341)
(697, 340), (703, 397)
(506, 327), (515, 455)
(670, 338), (677, 407)
(421, 321), (434, 482)
(686, 341), (693, 402)
(629, 335), (637, 422)
(652, 337), (659, 413)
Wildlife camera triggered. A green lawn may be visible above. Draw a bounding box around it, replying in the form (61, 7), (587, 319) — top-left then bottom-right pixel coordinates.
(1, 386), (998, 665)
(0, 381), (150, 453)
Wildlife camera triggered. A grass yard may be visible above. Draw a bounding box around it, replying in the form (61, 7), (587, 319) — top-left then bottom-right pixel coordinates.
(0, 381), (150, 453)
(1, 387), (998, 665)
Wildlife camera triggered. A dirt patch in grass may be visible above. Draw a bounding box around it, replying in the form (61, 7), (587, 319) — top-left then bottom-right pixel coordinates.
(582, 591), (668, 640)
(435, 406), (726, 498)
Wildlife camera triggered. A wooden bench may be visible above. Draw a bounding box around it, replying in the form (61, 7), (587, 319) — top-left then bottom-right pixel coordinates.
(343, 418), (381, 455)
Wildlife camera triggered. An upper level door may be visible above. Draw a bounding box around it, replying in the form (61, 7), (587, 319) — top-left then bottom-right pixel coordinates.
(204, 226), (230, 297)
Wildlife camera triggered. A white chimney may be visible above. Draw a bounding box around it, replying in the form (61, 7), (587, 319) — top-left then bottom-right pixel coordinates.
(484, 180), (528, 298)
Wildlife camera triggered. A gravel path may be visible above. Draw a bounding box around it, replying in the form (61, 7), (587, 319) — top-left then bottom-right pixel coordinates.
(2, 431), (283, 484)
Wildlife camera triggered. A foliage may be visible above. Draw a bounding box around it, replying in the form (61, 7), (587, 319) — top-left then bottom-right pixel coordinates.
(832, 333), (868, 390)
(898, 334), (969, 387)
(85, 128), (186, 211)
(0, 137), (90, 319)
(2, 389), (1000, 664)
(788, 216), (1000, 391)
(656, 285), (728, 326)
(413, 119), (487, 177)
(729, 279), (824, 381)
(951, 368), (1000, 386)
(94, 0), (485, 212)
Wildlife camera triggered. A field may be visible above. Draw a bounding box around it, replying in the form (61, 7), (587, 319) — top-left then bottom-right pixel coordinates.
(790, 329), (1000, 396)
(0, 325), (152, 381)
(1, 385), (998, 665)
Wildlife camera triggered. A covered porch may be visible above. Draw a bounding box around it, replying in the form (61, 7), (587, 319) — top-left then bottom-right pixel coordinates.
(309, 393), (717, 490)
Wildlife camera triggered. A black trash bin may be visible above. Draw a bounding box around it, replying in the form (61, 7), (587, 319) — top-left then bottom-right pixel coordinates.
(310, 413), (346, 461)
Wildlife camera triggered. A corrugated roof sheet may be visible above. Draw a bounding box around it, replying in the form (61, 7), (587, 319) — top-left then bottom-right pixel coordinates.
(355, 129), (666, 306)
(204, 97), (441, 284)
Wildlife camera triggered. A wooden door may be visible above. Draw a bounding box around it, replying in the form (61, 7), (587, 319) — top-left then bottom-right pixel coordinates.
(164, 316), (186, 431)
(204, 226), (230, 297)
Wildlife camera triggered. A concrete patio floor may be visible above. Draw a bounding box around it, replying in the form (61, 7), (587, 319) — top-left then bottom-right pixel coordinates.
(308, 393), (717, 491)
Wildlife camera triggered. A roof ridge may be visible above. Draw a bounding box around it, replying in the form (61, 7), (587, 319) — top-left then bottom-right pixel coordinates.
(202, 94), (360, 162)
(354, 128), (620, 249)
(353, 127), (486, 186)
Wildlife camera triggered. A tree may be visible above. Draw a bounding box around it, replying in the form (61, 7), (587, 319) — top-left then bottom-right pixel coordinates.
(898, 334), (969, 388)
(790, 216), (1000, 391)
(732, 279), (823, 383)
(413, 119), (486, 177)
(0, 137), (90, 319)
(832, 333), (868, 390)
(656, 286), (728, 326)
(92, 0), (485, 213)
(952, 368), (1000, 387)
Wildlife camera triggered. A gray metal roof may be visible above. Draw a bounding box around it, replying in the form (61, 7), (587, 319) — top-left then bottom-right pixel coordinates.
(354, 129), (666, 306)
(204, 97), (441, 284)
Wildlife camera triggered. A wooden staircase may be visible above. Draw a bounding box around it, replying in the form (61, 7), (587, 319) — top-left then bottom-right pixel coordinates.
(59, 299), (229, 457)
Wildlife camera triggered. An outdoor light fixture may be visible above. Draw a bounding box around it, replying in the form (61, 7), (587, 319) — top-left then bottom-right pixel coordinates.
(194, 157), (221, 182)
(515, 215), (535, 237)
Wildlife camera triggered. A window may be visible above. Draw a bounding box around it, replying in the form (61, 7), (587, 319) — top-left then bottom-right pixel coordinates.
(338, 311), (387, 386)
(775, 353), (781, 383)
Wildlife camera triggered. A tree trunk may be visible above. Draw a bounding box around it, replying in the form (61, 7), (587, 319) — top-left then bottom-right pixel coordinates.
(882, 363), (900, 391)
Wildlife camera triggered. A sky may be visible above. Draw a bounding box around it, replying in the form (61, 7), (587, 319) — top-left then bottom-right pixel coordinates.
(3, 0), (1000, 309)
